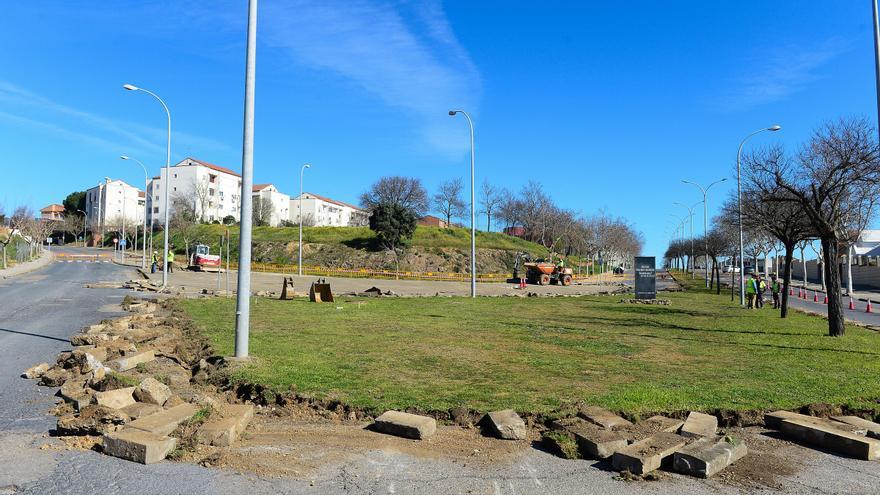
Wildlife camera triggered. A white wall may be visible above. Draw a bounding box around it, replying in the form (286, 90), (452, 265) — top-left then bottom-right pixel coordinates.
(253, 185), (290, 226)
(147, 158), (242, 224)
(289, 193), (368, 227)
(85, 179), (145, 232)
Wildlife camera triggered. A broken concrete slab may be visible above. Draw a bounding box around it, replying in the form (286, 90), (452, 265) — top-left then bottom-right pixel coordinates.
(765, 410), (866, 435)
(673, 436), (747, 478)
(371, 410), (436, 440)
(103, 429), (176, 464)
(617, 415), (685, 443)
(832, 416), (880, 439)
(578, 406), (632, 429)
(121, 402), (164, 420)
(612, 432), (689, 475)
(567, 420), (628, 459)
(780, 418), (880, 460)
(127, 403), (199, 436)
(38, 368), (68, 387)
(70, 333), (115, 347)
(56, 405), (130, 436)
(680, 411), (718, 438)
(196, 405), (254, 447)
(134, 377), (171, 406)
(485, 409), (527, 440)
(94, 387), (136, 410)
(107, 350), (155, 372)
(59, 379), (93, 411)
(74, 345), (108, 362)
(22, 362), (50, 379)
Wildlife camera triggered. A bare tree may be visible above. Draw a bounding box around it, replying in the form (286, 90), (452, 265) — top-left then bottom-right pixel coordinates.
(0, 204), (9, 268)
(433, 178), (466, 225)
(753, 118), (880, 336)
(479, 180), (505, 232)
(360, 176), (429, 216)
(252, 196), (274, 227)
(190, 176), (213, 223)
(170, 192), (199, 261)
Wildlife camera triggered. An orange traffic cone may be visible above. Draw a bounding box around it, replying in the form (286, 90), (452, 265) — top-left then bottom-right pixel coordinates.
(789, 287), (793, 296)
(849, 297), (855, 310)
(823, 294), (828, 305)
(813, 291), (818, 303)
(867, 300), (873, 313)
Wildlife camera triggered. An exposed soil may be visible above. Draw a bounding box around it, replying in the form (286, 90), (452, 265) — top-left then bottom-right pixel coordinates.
(715, 427), (804, 490)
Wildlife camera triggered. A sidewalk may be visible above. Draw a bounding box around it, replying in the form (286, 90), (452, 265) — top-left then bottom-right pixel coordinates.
(0, 249), (54, 280)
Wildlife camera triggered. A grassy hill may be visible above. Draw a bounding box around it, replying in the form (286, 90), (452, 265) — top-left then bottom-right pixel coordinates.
(155, 225), (552, 274)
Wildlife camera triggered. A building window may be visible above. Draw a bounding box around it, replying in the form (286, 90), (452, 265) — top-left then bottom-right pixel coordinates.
(153, 207), (159, 213)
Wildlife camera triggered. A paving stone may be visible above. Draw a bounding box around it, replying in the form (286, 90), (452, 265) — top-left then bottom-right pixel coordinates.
(372, 410), (436, 440)
(485, 409), (527, 440)
(74, 345), (108, 362)
(134, 377), (171, 406)
(121, 402), (164, 420)
(103, 429), (176, 464)
(70, 333), (114, 346)
(680, 411), (718, 438)
(196, 406), (254, 447)
(673, 436), (747, 478)
(22, 363), (50, 379)
(127, 403), (199, 436)
(765, 411), (865, 435)
(567, 420), (628, 459)
(832, 416), (880, 439)
(578, 406), (632, 429)
(618, 415), (685, 443)
(107, 350), (155, 372)
(38, 368), (68, 387)
(780, 418), (880, 460)
(612, 432), (689, 474)
(94, 387), (136, 410)
(56, 405), (129, 436)
(59, 379), (93, 411)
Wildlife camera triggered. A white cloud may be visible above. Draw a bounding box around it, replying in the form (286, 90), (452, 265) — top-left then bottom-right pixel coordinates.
(717, 38), (848, 111)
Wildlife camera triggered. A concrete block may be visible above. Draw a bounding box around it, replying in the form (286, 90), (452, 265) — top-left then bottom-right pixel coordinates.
(832, 416), (880, 439)
(612, 432), (688, 474)
(578, 406), (632, 429)
(780, 418), (880, 460)
(22, 363), (50, 379)
(567, 420), (628, 459)
(74, 345), (108, 362)
(94, 387), (136, 410)
(680, 411), (718, 438)
(196, 405), (255, 447)
(618, 415), (685, 443)
(127, 403), (199, 436)
(766, 410), (865, 435)
(134, 377), (171, 406)
(372, 411), (436, 439)
(673, 436), (747, 478)
(59, 379), (93, 411)
(485, 409), (527, 440)
(103, 429), (176, 464)
(107, 350), (155, 372)
(121, 402), (164, 420)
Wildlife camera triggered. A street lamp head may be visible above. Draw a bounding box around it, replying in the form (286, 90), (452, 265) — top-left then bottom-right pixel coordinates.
(123, 84), (139, 91)
(768, 125), (781, 131)
(304, 163), (311, 169)
(120, 155), (130, 160)
(719, 177), (728, 182)
(448, 110), (457, 116)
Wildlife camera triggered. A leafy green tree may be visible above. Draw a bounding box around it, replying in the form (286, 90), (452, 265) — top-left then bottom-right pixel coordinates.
(369, 202), (417, 254)
(63, 191), (86, 216)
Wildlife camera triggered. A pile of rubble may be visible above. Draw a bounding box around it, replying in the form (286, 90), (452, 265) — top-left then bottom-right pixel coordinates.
(618, 298), (671, 305)
(22, 298), (254, 464)
(543, 407), (744, 478)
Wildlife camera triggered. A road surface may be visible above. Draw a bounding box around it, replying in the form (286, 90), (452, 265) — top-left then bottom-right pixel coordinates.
(0, 247), (877, 494)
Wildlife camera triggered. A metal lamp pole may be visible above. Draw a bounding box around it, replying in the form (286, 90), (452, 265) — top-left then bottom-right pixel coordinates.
(298, 163), (310, 277)
(124, 84), (171, 287)
(234, 0), (258, 359)
(873, 0), (880, 144)
(673, 201), (701, 278)
(736, 125), (781, 305)
(121, 155), (150, 269)
(76, 209), (87, 246)
(449, 109), (476, 298)
(682, 178), (728, 287)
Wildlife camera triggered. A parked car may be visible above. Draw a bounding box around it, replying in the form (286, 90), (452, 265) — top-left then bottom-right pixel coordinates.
(722, 265), (740, 273)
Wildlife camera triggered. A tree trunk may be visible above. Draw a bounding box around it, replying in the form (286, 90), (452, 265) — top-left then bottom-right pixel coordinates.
(730, 254), (736, 301)
(1, 245), (6, 269)
(486, 212), (491, 233)
(781, 243), (794, 318)
(821, 237), (845, 337)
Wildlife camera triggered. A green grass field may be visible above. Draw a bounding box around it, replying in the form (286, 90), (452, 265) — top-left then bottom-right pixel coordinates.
(180, 286), (880, 417)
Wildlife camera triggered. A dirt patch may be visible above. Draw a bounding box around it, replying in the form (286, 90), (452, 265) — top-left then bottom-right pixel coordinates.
(715, 427), (805, 490)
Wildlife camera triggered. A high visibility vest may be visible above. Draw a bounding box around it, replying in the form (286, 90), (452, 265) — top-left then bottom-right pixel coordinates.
(167, 251), (175, 262)
(746, 279), (758, 294)
(759, 281), (766, 291)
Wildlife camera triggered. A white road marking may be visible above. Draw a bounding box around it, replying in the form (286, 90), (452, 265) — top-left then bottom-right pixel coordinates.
(493, 481), (502, 495)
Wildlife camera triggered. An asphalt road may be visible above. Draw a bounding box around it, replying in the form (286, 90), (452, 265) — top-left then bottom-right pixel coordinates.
(1, 247), (878, 494)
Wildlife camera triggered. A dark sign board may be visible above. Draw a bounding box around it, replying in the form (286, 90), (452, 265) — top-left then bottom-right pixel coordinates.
(634, 256), (656, 300)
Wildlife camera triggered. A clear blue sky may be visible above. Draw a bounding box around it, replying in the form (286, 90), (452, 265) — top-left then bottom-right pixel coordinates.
(0, 1), (877, 258)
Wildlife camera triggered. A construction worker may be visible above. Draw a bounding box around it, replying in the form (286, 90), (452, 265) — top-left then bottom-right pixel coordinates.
(151, 251), (159, 274)
(771, 274), (781, 309)
(746, 273), (758, 309)
(166, 248), (175, 273)
(757, 275), (767, 309)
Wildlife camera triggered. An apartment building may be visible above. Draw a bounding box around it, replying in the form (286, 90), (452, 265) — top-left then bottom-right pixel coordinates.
(289, 192), (369, 227)
(146, 158), (242, 224)
(85, 178), (145, 233)
(252, 184), (290, 227)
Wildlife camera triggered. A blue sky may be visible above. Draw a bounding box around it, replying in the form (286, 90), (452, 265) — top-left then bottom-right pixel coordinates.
(0, 1), (876, 258)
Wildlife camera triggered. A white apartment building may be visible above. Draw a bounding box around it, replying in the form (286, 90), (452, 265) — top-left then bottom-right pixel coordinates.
(147, 157), (242, 224)
(252, 184), (290, 227)
(85, 178), (145, 233)
(289, 192), (370, 227)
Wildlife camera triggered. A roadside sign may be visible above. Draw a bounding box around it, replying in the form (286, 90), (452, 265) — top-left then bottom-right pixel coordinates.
(120, 239), (127, 248)
(634, 256), (656, 300)
(113, 238), (118, 244)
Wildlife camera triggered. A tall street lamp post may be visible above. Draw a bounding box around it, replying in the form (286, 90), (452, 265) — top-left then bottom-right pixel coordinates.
(298, 163), (310, 277)
(124, 84), (172, 287)
(121, 155), (150, 269)
(673, 201), (701, 279)
(736, 125), (781, 305)
(76, 209), (87, 246)
(682, 178), (728, 287)
(448, 109), (476, 298)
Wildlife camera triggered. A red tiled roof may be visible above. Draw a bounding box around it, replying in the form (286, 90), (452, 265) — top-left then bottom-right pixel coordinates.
(182, 157), (241, 178)
(40, 204), (65, 213)
(252, 183), (272, 192)
(138, 191), (146, 198)
(303, 192), (365, 212)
